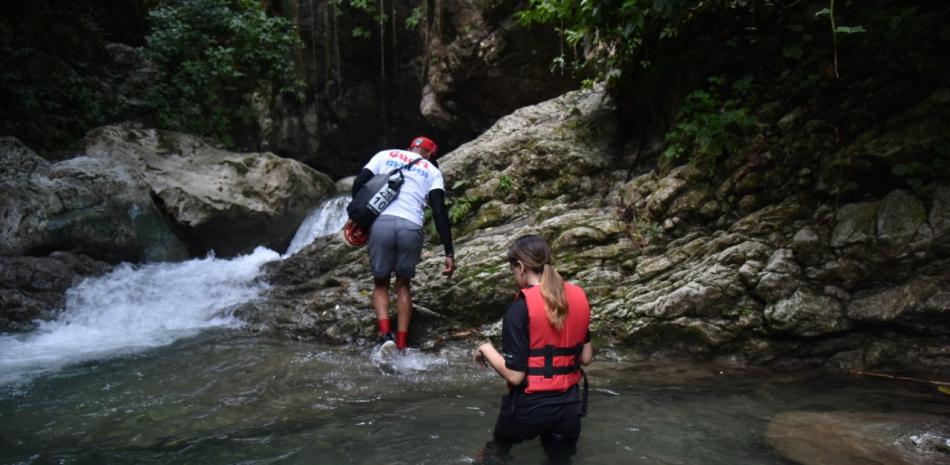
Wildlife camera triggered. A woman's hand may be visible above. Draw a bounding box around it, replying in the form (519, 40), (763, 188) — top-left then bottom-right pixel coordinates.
(474, 343), (489, 368)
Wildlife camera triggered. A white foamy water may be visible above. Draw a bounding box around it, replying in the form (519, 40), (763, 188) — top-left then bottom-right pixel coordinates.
(0, 247), (280, 386)
(1, 195), (351, 387)
(285, 195), (350, 256)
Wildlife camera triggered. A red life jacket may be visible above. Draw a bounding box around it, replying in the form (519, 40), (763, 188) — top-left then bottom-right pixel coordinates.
(522, 282), (590, 394)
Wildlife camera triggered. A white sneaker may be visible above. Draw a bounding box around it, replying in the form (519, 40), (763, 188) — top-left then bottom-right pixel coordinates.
(377, 340), (397, 357)
(372, 340), (398, 374)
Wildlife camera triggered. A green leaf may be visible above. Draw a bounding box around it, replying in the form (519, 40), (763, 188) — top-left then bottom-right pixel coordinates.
(814, 8), (831, 18)
(835, 25), (867, 34)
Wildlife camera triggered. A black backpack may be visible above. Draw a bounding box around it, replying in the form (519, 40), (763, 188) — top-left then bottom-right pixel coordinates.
(346, 157), (425, 231)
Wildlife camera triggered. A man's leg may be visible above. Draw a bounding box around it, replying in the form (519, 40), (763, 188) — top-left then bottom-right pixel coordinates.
(373, 277), (392, 337)
(392, 218), (423, 350)
(368, 217), (398, 339)
(394, 276), (411, 349)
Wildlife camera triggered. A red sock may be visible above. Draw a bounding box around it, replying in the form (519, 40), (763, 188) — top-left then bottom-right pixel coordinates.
(378, 319), (391, 336)
(396, 331), (408, 350)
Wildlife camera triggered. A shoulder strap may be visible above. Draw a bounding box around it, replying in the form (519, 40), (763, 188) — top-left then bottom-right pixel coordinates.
(387, 155), (425, 176)
(401, 156), (425, 171)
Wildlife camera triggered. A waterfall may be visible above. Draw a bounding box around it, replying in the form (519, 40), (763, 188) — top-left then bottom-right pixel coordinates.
(0, 196), (351, 386)
(285, 194), (350, 256)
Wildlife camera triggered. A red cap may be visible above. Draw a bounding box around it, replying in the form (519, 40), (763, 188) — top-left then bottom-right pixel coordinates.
(343, 221), (369, 247)
(409, 136), (438, 155)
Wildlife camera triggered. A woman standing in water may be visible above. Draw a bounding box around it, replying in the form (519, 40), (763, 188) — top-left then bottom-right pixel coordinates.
(475, 234), (593, 464)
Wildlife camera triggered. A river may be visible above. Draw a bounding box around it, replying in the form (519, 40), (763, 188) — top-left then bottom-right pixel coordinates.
(1, 195), (948, 465)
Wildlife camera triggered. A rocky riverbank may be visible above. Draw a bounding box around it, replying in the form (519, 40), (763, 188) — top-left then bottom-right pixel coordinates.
(259, 84), (950, 374)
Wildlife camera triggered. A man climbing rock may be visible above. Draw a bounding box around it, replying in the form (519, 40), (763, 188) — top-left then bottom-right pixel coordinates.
(349, 136), (456, 351)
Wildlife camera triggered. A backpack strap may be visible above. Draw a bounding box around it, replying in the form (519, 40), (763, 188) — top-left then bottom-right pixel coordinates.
(390, 156), (425, 174)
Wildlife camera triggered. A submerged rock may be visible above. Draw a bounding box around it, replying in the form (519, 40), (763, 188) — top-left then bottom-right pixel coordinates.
(766, 411), (950, 465)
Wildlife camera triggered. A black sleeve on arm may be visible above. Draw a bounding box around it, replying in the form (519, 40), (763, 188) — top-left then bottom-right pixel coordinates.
(502, 296), (529, 372)
(351, 168), (374, 198)
(427, 188), (454, 256)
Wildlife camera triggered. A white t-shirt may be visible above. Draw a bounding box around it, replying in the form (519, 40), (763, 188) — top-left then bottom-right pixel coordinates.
(363, 149), (445, 226)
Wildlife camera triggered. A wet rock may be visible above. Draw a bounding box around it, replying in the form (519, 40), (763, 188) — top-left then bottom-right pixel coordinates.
(755, 249), (804, 301)
(877, 190), (927, 254)
(766, 411), (950, 465)
(791, 227), (827, 266)
(334, 176), (355, 194)
(931, 185), (950, 242)
(84, 126), (335, 256)
(0, 252), (111, 332)
(847, 273), (950, 335)
(646, 177), (688, 218)
(831, 201), (878, 249)
(765, 289), (851, 337)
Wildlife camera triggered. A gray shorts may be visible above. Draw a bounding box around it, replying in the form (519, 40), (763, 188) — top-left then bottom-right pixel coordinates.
(368, 215), (424, 279)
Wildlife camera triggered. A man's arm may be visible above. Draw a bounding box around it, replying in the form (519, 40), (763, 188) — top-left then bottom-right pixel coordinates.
(351, 168), (374, 197)
(428, 189), (455, 276)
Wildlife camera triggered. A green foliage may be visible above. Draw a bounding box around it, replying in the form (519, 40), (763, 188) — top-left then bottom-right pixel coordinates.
(448, 196), (474, 224)
(517, 0), (700, 82)
(352, 26), (372, 39)
(663, 75), (757, 175)
(141, 0), (303, 147)
(405, 6), (424, 30)
(497, 174), (513, 193)
(0, 47), (113, 150)
(892, 145), (950, 189)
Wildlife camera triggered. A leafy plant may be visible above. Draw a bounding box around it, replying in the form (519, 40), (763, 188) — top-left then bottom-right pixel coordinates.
(815, 1), (866, 78)
(892, 145), (950, 189)
(517, 0), (705, 83)
(497, 174), (513, 193)
(141, 0), (303, 147)
(405, 6), (424, 30)
(663, 75), (757, 175)
(448, 196), (473, 224)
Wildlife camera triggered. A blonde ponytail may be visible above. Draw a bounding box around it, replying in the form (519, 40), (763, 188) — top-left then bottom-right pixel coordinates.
(539, 263), (569, 330)
(507, 235), (569, 330)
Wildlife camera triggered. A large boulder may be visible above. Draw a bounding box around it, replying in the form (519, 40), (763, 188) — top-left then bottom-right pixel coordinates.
(83, 126), (335, 256)
(0, 137), (188, 263)
(847, 272), (950, 335)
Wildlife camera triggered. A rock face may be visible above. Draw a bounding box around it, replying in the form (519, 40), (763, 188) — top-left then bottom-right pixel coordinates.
(420, 0), (579, 135)
(84, 126), (335, 256)
(0, 137), (188, 263)
(264, 0), (578, 178)
(260, 85), (950, 374)
(0, 252), (111, 332)
(766, 411), (950, 465)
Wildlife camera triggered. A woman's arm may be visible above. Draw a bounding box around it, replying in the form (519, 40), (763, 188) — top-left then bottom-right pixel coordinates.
(580, 342), (593, 366)
(475, 342), (526, 386)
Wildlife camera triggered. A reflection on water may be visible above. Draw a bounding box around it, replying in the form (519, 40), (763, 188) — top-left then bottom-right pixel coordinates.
(2, 331), (948, 465)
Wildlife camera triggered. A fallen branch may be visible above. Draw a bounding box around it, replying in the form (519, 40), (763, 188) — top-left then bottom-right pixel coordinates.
(849, 370), (950, 387)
